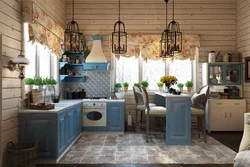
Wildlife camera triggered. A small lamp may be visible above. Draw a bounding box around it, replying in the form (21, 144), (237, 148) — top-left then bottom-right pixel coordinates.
(8, 52), (30, 80)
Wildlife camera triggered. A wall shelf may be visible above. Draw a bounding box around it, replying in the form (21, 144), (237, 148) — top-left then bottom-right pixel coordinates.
(59, 75), (86, 83)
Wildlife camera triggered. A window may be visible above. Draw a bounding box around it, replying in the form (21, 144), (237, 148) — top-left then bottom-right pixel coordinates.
(24, 23), (59, 92)
(115, 56), (195, 91)
(169, 59), (192, 90)
(115, 56), (139, 89)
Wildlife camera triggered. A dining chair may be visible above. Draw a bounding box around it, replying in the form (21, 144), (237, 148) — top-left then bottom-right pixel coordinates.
(191, 85), (210, 143)
(132, 86), (156, 131)
(141, 87), (166, 142)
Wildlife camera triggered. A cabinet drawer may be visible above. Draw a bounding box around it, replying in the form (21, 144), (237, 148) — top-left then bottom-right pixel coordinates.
(83, 63), (110, 70)
(208, 100), (246, 108)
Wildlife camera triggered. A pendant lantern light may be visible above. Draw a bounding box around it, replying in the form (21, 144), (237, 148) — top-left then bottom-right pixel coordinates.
(167, 0), (182, 54)
(160, 0), (173, 58)
(64, 0), (83, 53)
(112, 0), (127, 54)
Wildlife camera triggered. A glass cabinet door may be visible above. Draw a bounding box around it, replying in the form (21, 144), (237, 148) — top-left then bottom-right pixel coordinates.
(208, 64), (224, 85)
(225, 64), (241, 85)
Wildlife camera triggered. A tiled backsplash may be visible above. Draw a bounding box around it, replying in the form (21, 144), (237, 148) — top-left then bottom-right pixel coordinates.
(60, 71), (111, 98)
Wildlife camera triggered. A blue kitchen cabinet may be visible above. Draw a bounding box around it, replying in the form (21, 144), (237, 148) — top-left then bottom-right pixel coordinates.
(107, 102), (124, 132)
(19, 114), (57, 159)
(19, 103), (82, 160)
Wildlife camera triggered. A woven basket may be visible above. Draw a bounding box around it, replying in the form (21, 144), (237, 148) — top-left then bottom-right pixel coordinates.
(7, 141), (39, 167)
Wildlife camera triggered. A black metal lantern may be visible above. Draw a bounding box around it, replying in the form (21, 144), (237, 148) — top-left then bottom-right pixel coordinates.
(160, 0), (174, 58)
(64, 0), (83, 53)
(167, 0), (182, 54)
(112, 0), (127, 54)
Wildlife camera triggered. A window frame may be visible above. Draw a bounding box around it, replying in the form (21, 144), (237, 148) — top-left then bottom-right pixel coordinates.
(112, 47), (199, 93)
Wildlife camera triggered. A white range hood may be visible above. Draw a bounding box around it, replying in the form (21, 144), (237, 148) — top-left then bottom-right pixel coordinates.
(85, 36), (107, 63)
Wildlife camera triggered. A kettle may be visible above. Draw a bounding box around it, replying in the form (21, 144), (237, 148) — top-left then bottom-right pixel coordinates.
(208, 51), (220, 63)
(208, 51), (216, 63)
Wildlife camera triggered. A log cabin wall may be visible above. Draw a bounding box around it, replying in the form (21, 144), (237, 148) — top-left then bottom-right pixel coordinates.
(66, 0), (237, 122)
(0, 0), (66, 166)
(237, 0), (250, 112)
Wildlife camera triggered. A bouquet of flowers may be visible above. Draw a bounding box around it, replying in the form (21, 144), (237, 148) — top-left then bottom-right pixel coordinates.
(160, 76), (178, 87)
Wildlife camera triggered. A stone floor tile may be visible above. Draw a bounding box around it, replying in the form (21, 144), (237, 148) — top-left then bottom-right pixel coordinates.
(131, 155), (150, 164)
(115, 155), (132, 164)
(116, 150), (131, 157)
(80, 155), (99, 164)
(148, 156), (167, 164)
(59, 156), (82, 164)
(90, 140), (105, 146)
(98, 156), (115, 164)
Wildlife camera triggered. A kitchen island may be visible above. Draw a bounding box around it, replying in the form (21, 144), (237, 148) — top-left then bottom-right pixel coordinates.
(155, 92), (191, 145)
(19, 100), (82, 163)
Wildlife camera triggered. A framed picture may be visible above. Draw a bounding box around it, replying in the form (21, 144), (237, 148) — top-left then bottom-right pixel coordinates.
(245, 57), (250, 82)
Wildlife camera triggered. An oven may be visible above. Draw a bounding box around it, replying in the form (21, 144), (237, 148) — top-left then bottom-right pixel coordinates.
(82, 101), (106, 127)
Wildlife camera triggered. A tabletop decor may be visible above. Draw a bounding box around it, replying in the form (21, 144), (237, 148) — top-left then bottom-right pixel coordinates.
(160, 76), (178, 92)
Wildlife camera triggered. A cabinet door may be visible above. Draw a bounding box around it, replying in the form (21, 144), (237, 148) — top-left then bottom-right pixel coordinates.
(227, 107), (245, 131)
(67, 108), (75, 144)
(76, 104), (82, 134)
(58, 112), (67, 156)
(107, 102), (124, 132)
(209, 107), (227, 131)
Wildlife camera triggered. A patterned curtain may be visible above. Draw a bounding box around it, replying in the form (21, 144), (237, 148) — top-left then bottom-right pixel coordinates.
(111, 34), (200, 61)
(22, 1), (64, 58)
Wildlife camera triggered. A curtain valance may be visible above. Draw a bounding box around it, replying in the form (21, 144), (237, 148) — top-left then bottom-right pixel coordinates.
(22, 1), (64, 57)
(111, 34), (200, 61)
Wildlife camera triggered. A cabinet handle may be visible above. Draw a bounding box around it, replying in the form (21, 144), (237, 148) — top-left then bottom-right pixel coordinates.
(234, 103), (239, 106)
(230, 113), (232, 118)
(217, 103), (221, 105)
(224, 113), (227, 118)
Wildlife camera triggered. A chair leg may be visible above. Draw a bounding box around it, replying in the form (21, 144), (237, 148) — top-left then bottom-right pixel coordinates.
(135, 110), (138, 132)
(140, 111), (143, 130)
(203, 116), (207, 143)
(146, 116), (149, 143)
(197, 116), (200, 138)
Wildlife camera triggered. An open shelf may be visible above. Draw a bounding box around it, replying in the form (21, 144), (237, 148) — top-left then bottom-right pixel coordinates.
(59, 75), (86, 83)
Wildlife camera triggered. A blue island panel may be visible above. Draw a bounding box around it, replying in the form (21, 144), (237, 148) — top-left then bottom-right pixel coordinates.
(166, 97), (191, 145)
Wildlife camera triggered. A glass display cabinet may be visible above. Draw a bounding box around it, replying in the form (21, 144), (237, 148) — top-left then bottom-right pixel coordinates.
(203, 62), (242, 86)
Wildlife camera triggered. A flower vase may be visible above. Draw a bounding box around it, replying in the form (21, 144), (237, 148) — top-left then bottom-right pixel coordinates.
(165, 83), (171, 93)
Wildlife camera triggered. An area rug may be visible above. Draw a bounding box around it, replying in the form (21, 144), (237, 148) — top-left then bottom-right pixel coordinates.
(59, 133), (236, 164)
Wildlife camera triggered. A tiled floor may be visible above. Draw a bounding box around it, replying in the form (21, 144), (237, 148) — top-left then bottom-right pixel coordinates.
(59, 133), (236, 164)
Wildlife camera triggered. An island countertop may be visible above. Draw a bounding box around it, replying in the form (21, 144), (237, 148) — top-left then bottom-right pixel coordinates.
(19, 100), (83, 114)
(155, 92), (192, 98)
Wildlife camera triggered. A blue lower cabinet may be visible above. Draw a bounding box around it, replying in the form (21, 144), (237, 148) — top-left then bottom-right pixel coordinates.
(19, 103), (82, 160)
(19, 114), (57, 159)
(107, 102), (124, 132)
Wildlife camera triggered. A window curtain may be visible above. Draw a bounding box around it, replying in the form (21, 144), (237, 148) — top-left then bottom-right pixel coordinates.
(111, 34), (200, 61)
(22, 1), (64, 58)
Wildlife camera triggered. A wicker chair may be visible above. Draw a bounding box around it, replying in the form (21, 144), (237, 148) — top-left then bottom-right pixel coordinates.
(132, 86), (156, 131)
(191, 85), (210, 143)
(141, 87), (166, 143)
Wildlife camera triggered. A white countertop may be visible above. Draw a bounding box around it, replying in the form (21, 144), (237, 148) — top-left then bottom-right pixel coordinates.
(155, 92), (191, 98)
(19, 99), (125, 114)
(19, 100), (83, 114)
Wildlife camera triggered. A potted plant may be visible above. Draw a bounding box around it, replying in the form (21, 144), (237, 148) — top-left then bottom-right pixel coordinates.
(134, 83), (141, 88)
(157, 82), (164, 92)
(141, 81), (149, 89)
(123, 82), (129, 92)
(177, 83), (184, 92)
(114, 83), (122, 92)
(25, 78), (34, 92)
(185, 80), (193, 92)
(33, 76), (44, 91)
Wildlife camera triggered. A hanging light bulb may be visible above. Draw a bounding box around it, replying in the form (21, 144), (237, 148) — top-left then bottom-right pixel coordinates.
(112, 0), (127, 54)
(160, 0), (173, 58)
(64, 0), (83, 53)
(167, 0), (182, 54)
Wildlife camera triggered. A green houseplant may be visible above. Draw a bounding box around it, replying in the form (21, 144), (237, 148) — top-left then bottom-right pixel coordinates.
(177, 83), (184, 92)
(141, 81), (149, 89)
(25, 78), (34, 92)
(123, 82), (129, 92)
(157, 82), (164, 92)
(115, 83), (122, 92)
(33, 76), (44, 91)
(185, 80), (193, 92)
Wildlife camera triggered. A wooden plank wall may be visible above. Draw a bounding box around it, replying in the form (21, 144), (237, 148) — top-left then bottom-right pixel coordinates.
(66, 0), (237, 122)
(237, 0), (250, 112)
(0, 0), (66, 166)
